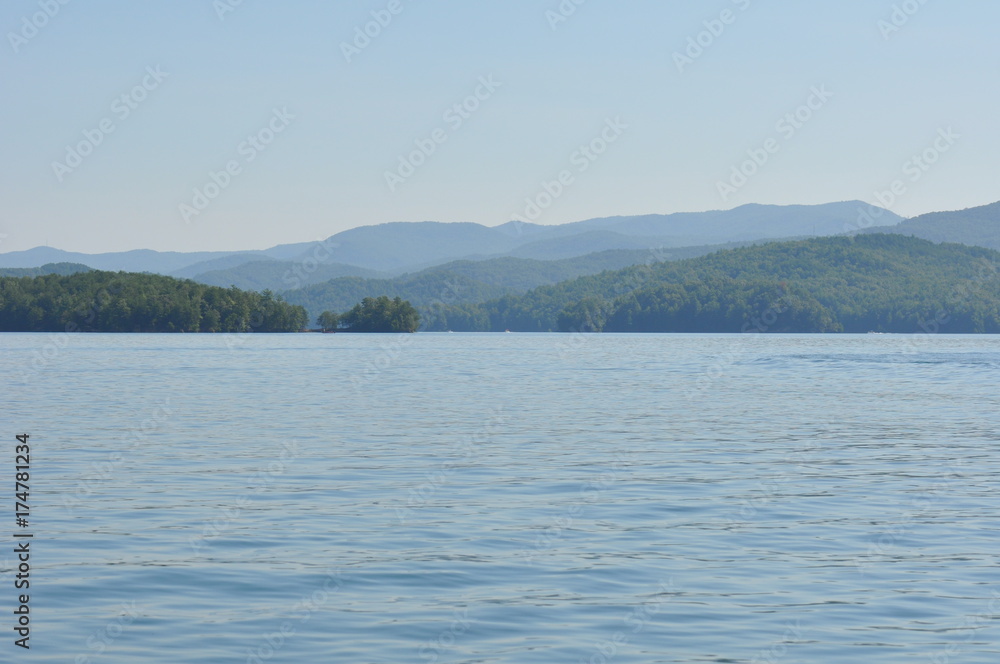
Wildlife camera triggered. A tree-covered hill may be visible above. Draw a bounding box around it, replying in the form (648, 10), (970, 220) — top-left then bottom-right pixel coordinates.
(424, 242), (762, 290)
(279, 242), (764, 324)
(431, 234), (1000, 333)
(191, 259), (381, 291)
(282, 270), (512, 323)
(0, 262), (93, 277)
(6, 235), (998, 334)
(0, 271), (307, 332)
(874, 200), (1000, 250)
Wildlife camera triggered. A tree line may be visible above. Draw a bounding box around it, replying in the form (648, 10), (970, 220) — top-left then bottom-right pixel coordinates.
(5, 235), (999, 334)
(422, 235), (1000, 333)
(0, 271), (308, 332)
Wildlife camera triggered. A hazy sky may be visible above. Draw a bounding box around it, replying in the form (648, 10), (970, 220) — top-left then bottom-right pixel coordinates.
(1, 1), (997, 253)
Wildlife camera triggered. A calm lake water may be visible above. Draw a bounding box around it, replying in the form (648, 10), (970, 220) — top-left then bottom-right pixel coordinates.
(2, 333), (999, 663)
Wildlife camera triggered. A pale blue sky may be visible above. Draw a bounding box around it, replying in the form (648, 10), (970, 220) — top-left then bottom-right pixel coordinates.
(1, 0), (997, 253)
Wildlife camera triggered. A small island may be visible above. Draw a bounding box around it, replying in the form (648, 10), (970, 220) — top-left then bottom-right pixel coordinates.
(318, 295), (420, 333)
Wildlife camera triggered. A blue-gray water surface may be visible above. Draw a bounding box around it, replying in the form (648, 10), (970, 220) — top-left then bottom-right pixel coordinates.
(2, 333), (999, 663)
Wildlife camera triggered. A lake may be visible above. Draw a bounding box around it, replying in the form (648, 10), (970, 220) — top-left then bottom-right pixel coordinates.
(2, 332), (999, 663)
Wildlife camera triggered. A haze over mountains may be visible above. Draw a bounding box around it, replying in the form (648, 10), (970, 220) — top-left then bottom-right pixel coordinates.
(4, 199), (1000, 331)
(2, 202), (900, 278)
(870, 200), (1000, 251)
(446, 233), (1000, 334)
(4, 200), (999, 326)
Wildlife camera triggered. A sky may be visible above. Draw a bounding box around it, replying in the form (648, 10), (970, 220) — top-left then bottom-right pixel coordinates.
(1, 0), (997, 254)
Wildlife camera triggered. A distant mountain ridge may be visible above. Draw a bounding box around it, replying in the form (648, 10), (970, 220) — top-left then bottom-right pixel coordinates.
(0, 202), (903, 279)
(194, 260), (380, 291)
(871, 201), (1000, 250)
(0, 262), (93, 278)
(8, 200), (999, 311)
(279, 242), (766, 322)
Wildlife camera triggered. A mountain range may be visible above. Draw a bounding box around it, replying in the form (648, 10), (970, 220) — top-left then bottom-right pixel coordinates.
(2, 201), (901, 279)
(872, 200), (1000, 250)
(4, 200), (999, 326)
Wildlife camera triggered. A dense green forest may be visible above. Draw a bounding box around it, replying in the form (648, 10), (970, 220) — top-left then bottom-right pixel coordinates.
(0, 271), (308, 332)
(4, 235), (1000, 334)
(329, 296), (421, 333)
(427, 235), (1000, 333)
(278, 243), (760, 323)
